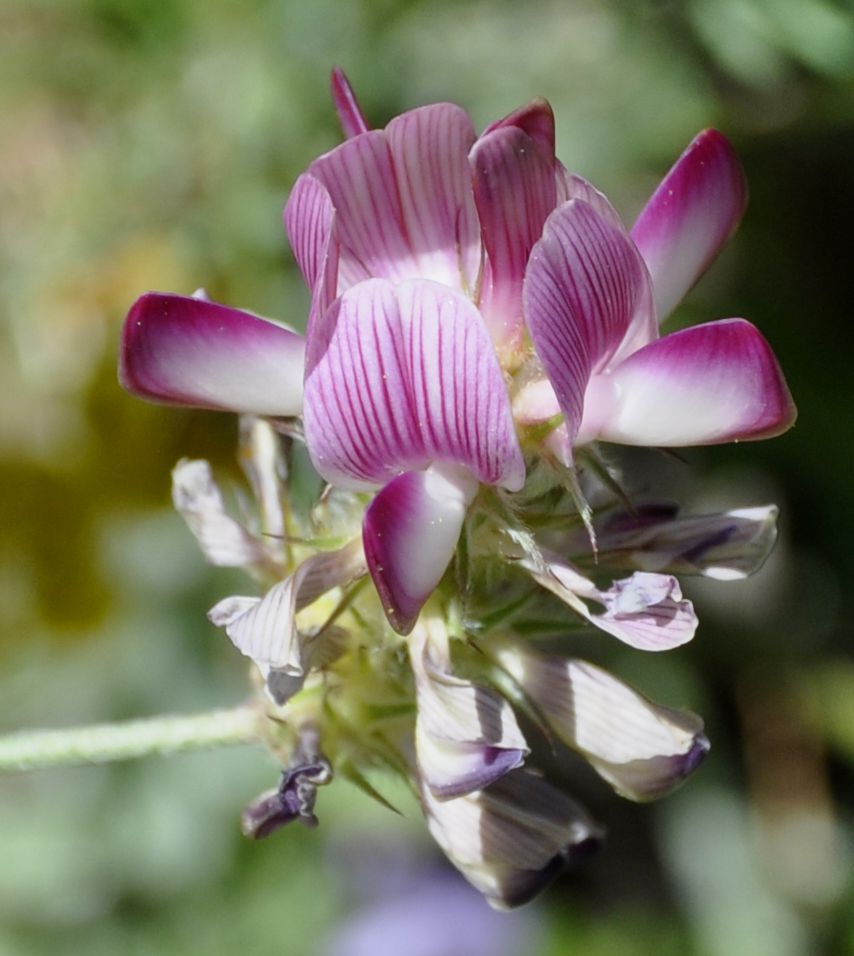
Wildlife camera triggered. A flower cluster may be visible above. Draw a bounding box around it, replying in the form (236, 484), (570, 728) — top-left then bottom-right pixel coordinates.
(120, 70), (795, 908)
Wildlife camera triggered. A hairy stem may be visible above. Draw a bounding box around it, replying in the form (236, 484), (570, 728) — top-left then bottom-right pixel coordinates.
(0, 705), (263, 773)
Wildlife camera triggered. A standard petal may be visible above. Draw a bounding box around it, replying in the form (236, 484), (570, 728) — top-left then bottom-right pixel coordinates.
(364, 466), (478, 634)
(284, 174), (340, 337)
(120, 292), (306, 416)
(308, 105), (477, 291)
(594, 318), (797, 446)
(386, 103), (480, 291)
(596, 504), (780, 580)
(331, 67), (370, 138)
(556, 169), (624, 229)
(481, 97), (555, 154)
(631, 129), (748, 321)
(172, 458), (267, 568)
(495, 646), (709, 801)
(303, 278), (525, 491)
(471, 103), (558, 352)
(523, 201), (656, 455)
(411, 616), (528, 797)
(422, 768), (602, 910)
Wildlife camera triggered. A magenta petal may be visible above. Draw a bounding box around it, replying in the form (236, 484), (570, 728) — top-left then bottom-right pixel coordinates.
(304, 278), (525, 491)
(308, 131), (412, 288)
(284, 174), (340, 339)
(120, 292), (306, 416)
(471, 114), (558, 351)
(331, 67), (370, 138)
(481, 98), (556, 156)
(631, 129), (748, 321)
(523, 200), (656, 453)
(597, 318), (797, 446)
(308, 105), (477, 291)
(364, 465), (477, 634)
(556, 169), (624, 229)
(386, 104), (480, 290)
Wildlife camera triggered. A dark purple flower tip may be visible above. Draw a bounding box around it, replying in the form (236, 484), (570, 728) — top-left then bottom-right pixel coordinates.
(241, 758), (332, 840)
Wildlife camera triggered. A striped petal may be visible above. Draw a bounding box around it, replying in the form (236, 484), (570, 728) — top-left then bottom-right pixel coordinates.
(631, 129), (748, 321)
(331, 67), (370, 138)
(120, 292), (306, 416)
(523, 201), (656, 457)
(495, 645), (709, 801)
(471, 101), (558, 353)
(307, 104), (477, 290)
(364, 465), (478, 634)
(592, 319), (797, 446)
(207, 541), (365, 670)
(524, 554), (697, 651)
(557, 169), (624, 228)
(422, 768), (602, 910)
(596, 504), (779, 580)
(303, 278), (525, 491)
(411, 617), (528, 798)
(284, 174), (340, 338)
(171, 458), (267, 568)
(385, 104), (480, 291)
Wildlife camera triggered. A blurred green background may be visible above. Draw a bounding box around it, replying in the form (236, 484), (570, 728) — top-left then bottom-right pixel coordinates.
(1, 0), (853, 953)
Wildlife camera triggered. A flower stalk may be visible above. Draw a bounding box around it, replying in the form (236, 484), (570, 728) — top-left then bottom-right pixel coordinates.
(0, 705), (262, 773)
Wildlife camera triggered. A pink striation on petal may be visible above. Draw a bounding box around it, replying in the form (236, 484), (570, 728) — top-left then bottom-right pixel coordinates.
(632, 129), (748, 321)
(307, 104), (477, 291)
(303, 278), (525, 491)
(386, 104), (480, 290)
(284, 174), (340, 340)
(471, 101), (558, 353)
(557, 169), (624, 229)
(523, 201), (655, 456)
(331, 67), (370, 138)
(594, 318), (797, 447)
(364, 465), (478, 634)
(120, 292), (305, 416)
(482, 97), (556, 154)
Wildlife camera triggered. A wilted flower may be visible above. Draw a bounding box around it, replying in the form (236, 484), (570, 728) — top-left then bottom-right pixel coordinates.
(119, 70), (795, 908)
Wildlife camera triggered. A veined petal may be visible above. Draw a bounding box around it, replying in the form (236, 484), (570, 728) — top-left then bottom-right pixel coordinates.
(422, 768), (602, 910)
(172, 458), (267, 568)
(595, 318), (797, 446)
(523, 201), (656, 456)
(207, 540), (365, 670)
(586, 572), (698, 651)
(495, 645), (708, 801)
(556, 169), (624, 229)
(308, 105), (477, 291)
(632, 129), (748, 321)
(364, 465), (478, 634)
(284, 174), (340, 338)
(471, 104), (558, 352)
(524, 553), (697, 651)
(120, 292), (306, 416)
(331, 67), (370, 138)
(303, 278), (525, 491)
(411, 616), (528, 797)
(482, 97), (555, 154)
(386, 104), (480, 291)
(596, 504), (779, 580)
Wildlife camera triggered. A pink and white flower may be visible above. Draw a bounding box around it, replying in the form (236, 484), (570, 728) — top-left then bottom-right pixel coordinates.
(118, 71), (797, 909)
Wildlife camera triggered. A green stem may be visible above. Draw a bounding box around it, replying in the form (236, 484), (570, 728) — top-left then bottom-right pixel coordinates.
(0, 705), (263, 773)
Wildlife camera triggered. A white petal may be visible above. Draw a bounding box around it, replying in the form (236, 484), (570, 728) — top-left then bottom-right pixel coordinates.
(171, 459), (267, 568)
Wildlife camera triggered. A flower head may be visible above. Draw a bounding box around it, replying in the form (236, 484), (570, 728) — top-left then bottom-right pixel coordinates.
(119, 70), (795, 908)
